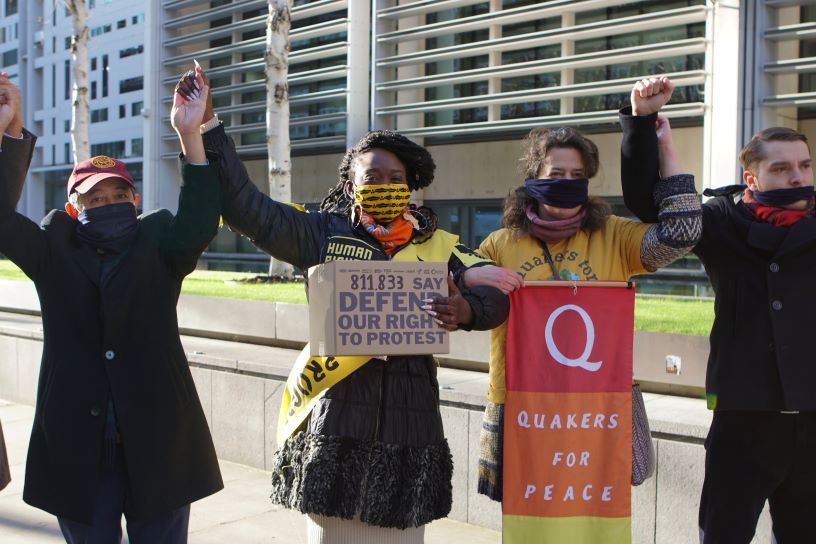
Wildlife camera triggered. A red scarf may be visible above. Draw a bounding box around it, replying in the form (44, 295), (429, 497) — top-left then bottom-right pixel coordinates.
(359, 208), (414, 255)
(742, 189), (814, 227)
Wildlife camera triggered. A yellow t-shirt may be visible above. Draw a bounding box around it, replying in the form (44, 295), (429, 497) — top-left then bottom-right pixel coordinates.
(479, 215), (650, 404)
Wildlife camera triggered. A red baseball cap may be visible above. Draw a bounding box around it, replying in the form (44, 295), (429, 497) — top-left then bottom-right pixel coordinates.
(66, 155), (135, 197)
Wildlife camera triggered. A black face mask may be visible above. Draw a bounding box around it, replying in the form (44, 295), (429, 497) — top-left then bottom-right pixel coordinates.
(75, 202), (139, 254)
(524, 178), (590, 209)
(752, 186), (815, 207)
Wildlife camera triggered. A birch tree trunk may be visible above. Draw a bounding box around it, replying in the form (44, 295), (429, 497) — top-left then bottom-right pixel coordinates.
(64, 0), (90, 163)
(266, 0), (294, 278)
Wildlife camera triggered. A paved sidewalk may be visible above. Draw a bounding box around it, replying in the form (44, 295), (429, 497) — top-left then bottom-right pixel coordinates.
(0, 401), (500, 543)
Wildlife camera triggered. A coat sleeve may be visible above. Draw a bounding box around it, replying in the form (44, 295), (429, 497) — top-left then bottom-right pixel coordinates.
(619, 108), (702, 271)
(160, 155), (222, 278)
(0, 130), (49, 281)
(638, 174), (703, 272)
(446, 239), (509, 331)
(202, 122), (325, 269)
(619, 107), (660, 223)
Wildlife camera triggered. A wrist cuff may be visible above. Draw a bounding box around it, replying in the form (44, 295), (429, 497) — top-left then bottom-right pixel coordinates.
(200, 114), (220, 134)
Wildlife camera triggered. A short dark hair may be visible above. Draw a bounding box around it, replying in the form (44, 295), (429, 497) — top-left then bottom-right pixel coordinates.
(520, 126), (600, 179)
(320, 130), (438, 235)
(739, 127), (810, 171)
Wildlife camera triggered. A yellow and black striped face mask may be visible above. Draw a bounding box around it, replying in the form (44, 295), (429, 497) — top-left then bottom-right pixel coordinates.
(353, 184), (411, 223)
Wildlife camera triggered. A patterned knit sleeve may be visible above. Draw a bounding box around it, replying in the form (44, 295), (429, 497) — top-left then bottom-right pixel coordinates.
(640, 174), (702, 272)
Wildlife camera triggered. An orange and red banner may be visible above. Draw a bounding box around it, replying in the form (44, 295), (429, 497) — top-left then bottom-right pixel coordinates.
(503, 282), (634, 543)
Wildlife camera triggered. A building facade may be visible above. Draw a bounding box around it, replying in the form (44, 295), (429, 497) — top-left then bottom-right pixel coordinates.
(6, 0), (146, 221)
(5, 0), (816, 271)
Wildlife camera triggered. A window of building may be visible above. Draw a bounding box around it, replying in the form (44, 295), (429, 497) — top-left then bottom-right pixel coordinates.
(117, 19), (126, 29)
(420, 8), (492, 128)
(1, 48), (16, 67)
(242, 69), (264, 84)
(91, 24), (112, 37)
(64, 119), (70, 133)
(102, 55), (109, 97)
(119, 76), (142, 94)
(119, 45), (143, 58)
(210, 36), (230, 48)
(132, 14), (144, 25)
(241, 112), (264, 125)
(241, 90), (265, 104)
(91, 141), (126, 157)
(5, 0), (17, 17)
(45, 168), (76, 211)
(210, 77), (231, 108)
(131, 138), (143, 157)
(209, 55), (231, 68)
(91, 57), (97, 71)
(241, 132), (265, 146)
(429, 201), (503, 250)
(64, 37), (71, 50)
(119, 105), (126, 118)
(64, 60), (70, 99)
(64, 143), (70, 165)
(131, 101), (143, 116)
(242, 28), (264, 40)
(91, 108), (108, 123)
(91, 81), (97, 100)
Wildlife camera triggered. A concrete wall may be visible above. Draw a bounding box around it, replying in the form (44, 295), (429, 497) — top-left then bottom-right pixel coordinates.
(243, 153), (345, 205)
(0, 281), (710, 393)
(0, 316), (772, 543)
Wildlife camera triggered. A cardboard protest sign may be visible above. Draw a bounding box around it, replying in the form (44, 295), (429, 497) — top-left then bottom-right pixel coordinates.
(308, 260), (450, 356)
(503, 281), (634, 543)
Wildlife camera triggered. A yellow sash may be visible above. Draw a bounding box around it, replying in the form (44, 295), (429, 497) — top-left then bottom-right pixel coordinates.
(277, 228), (490, 444)
(276, 349), (371, 444)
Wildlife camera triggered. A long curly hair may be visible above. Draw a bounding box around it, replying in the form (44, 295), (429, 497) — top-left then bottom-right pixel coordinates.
(505, 126), (610, 235)
(520, 126), (600, 179)
(320, 130), (438, 234)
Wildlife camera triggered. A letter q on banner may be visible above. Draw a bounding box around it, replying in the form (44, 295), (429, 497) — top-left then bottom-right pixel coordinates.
(505, 281), (634, 394)
(544, 304), (602, 372)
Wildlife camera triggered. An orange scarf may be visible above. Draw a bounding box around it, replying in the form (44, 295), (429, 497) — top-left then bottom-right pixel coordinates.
(359, 208), (414, 255)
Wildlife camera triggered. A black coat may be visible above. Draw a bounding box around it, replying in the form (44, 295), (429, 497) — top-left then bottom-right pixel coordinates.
(0, 133), (224, 523)
(620, 110), (816, 411)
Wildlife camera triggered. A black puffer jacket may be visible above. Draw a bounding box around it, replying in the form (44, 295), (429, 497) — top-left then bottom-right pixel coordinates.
(203, 124), (509, 528)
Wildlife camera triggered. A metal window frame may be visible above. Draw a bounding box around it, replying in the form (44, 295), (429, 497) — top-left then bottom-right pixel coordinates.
(376, 6), (706, 68)
(760, 3), (816, 110)
(376, 70), (705, 116)
(376, 38), (706, 92)
(393, 102), (705, 139)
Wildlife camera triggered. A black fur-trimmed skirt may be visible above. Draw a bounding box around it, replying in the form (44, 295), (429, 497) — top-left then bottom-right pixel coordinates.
(269, 356), (453, 529)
